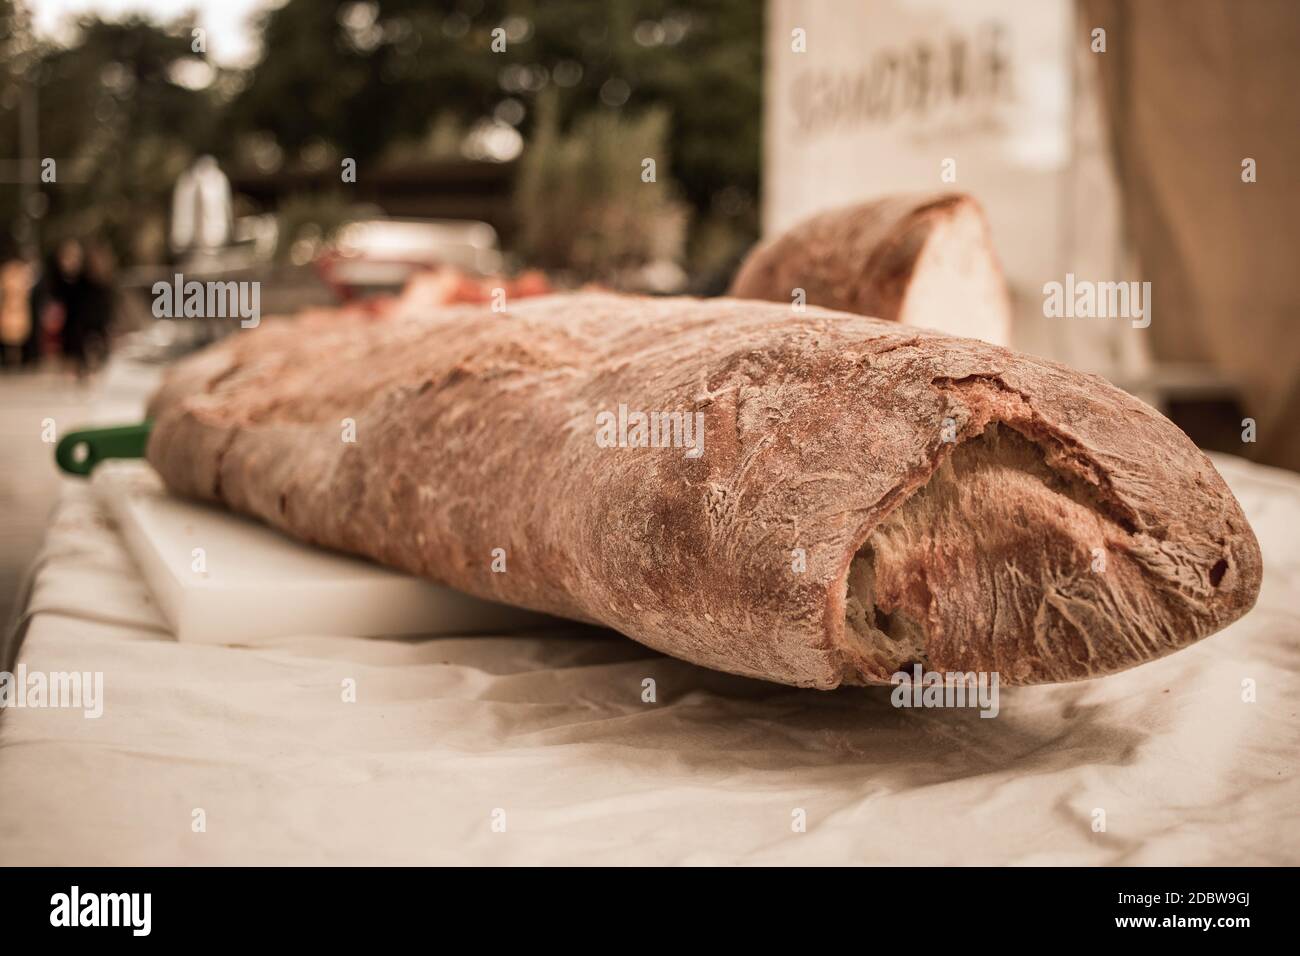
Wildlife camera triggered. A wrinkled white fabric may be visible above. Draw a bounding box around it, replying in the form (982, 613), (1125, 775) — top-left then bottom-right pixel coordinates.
(1, 392), (1296, 864)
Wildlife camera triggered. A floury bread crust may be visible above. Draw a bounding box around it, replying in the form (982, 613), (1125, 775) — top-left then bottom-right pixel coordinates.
(146, 293), (1261, 688)
(729, 193), (1013, 345)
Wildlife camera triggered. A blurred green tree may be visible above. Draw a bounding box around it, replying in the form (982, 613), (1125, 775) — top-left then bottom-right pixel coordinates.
(226, 0), (761, 272)
(1, 5), (218, 263)
(0, 0), (35, 252)
(3, 0), (762, 274)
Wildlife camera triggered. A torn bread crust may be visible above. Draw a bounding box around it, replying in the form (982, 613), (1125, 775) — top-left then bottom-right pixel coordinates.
(828, 375), (1258, 686)
(146, 293), (1261, 690)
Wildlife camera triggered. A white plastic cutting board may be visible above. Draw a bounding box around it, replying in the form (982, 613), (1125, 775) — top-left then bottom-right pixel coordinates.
(91, 460), (556, 643)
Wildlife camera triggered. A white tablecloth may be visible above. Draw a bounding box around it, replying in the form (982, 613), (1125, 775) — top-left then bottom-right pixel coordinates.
(2, 363), (1297, 865)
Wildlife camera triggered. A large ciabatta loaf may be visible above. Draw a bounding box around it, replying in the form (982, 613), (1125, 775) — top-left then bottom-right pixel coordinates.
(146, 293), (1260, 688)
(730, 193), (1012, 345)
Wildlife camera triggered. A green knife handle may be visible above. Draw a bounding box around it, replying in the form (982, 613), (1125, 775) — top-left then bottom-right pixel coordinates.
(55, 422), (153, 476)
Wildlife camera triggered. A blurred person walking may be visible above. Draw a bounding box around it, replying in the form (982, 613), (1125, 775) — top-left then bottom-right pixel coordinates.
(0, 239), (37, 370)
(41, 238), (111, 380)
(81, 241), (116, 369)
